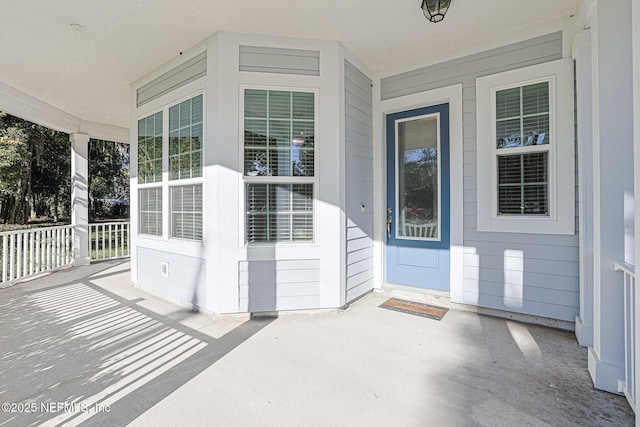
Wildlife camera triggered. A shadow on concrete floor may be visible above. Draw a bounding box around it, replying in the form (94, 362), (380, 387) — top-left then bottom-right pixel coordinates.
(0, 260), (635, 426)
(0, 261), (272, 426)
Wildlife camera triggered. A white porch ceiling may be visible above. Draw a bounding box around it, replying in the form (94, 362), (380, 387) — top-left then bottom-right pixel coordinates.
(0, 0), (578, 130)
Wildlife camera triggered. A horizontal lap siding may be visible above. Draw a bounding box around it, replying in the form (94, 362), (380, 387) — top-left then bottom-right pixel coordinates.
(239, 46), (320, 76)
(137, 52), (207, 107)
(238, 259), (320, 312)
(137, 247), (207, 305)
(345, 60), (374, 303)
(381, 32), (579, 322)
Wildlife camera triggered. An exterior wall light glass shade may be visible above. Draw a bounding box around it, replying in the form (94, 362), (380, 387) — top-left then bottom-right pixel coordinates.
(421, 0), (451, 23)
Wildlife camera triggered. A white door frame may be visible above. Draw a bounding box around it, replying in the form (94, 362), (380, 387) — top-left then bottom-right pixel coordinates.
(374, 84), (464, 302)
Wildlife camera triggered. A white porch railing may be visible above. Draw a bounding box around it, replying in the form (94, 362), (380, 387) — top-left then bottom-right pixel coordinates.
(89, 222), (130, 261)
(614, 260), (636, 412)
(0, 225), (74, 286)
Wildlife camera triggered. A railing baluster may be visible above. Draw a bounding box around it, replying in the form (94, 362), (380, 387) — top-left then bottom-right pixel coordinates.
(28, 231), (34, 275)
(57, 228), (61, 267)
(95, 225), (99, 260)
(2, 235), (7, 283)
(615, 261), (637, 412)
(0, 225), (75, 285)
(108, 224), (113, 259)
(114, 224), (119, 258)
(22, 232), (28, 277)
(9, 234), (15, 281)
(35, 231), (40, 273)
(101, 225), (105, 260)
(64, 228), (73, 264)
(16, 233), (22, 279)
(631, 276), (636, 403)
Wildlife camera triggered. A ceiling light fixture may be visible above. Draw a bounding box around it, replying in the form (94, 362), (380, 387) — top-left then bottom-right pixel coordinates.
(69, 23), (87, 32)
(421, 0), (451, 23)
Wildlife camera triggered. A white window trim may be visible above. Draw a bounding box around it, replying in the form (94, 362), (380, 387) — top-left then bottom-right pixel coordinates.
(136, 90), (206, 243)
(238, 85), (320, 247)
(476, 58), (574, 235)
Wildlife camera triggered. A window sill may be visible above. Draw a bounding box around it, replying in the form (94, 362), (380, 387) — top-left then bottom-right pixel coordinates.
(478, 215), (574, 235)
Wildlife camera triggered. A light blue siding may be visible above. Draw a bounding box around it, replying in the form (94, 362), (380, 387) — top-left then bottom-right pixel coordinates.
(239, 45), (320, 76)
(380, 32), (579, 322)
(137, 247), (206, 307)
(345, 60), (374, 303)
(238, 259), (320, 312)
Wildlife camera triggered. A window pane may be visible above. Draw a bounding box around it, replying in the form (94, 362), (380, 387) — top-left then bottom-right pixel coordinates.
(497, 152), (548, 216)
(244, 89), (315, 178)
(496, 119), (521, 149)
(522, 114), (549, 146)
(245, 89), (267, 118)
(138, 112), (163, 184)
(496, 87), (521, 120)
(397, 116), (439, 240)
(245, 119), (267, 147)
(139, 187), (162, 235)
(496, 81), (550, 149)
(292, 92), (314, 120)
(245, 183), (313, 243)
(522, 82), (549, 115)
(171, 184), (203, 241)
(169, 95), (203, 180)
(269, 91), (291, 119)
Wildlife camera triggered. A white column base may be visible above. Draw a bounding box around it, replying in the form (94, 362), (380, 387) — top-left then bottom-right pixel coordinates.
(73, 257), (91, 267)
(575, 315), (594, 347)
(588, 346), (624, 394)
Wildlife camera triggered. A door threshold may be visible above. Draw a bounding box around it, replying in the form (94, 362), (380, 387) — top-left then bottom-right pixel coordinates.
(381, 283), (451, 307)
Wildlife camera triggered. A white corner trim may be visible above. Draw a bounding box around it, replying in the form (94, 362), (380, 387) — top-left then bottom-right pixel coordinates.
(572, 29), (592, 59)
(79, 120), (130, 144)
(476, 58), (575, 235)
(379, 84), (464, 304)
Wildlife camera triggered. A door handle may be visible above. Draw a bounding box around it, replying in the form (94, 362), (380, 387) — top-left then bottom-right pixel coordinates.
(387, 206), (393, 238)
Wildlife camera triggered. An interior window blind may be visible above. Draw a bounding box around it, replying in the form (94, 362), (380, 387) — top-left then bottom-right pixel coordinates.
(495, 81), (550, 216)
(171, 184), (203, 240)
(139, 187), (163, 235)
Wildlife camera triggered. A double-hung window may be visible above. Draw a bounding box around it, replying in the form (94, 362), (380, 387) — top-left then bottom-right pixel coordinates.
(495, 81), (550, 216)
(476, 59), (574, 235)
(243, 88), (316, 243)
(138, 94), (204, 241)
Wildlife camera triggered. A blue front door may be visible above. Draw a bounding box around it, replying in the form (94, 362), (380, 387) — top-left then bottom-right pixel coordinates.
(386, 104), (450, 290)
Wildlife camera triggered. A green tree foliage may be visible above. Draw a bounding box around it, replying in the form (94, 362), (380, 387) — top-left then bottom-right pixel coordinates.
(0, 115), (130, 225)
(402, 148), (438, 223)
(89, 139), (130, 220)
(0, 114), (70, 224)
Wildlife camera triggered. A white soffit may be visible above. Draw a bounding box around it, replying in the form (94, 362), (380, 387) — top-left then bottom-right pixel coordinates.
(0, 0), (578, 129)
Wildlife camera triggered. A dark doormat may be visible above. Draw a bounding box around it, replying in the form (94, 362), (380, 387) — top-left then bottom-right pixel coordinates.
(379, 298), (448, 321)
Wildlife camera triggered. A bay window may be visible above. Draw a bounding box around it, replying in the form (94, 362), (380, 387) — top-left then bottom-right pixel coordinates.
(137, 93), (204, 241)
(243, 88), (316, 243)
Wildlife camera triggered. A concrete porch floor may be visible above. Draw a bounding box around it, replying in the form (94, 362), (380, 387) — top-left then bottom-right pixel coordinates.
(0, 261), (634, 427)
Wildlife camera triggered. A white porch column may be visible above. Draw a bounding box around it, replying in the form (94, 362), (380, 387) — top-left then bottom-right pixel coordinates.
(70, 133), (90, 266)
(633, 0), (640, 421)
(588, 0), (635, 394)
(573, 29), (594, 348)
